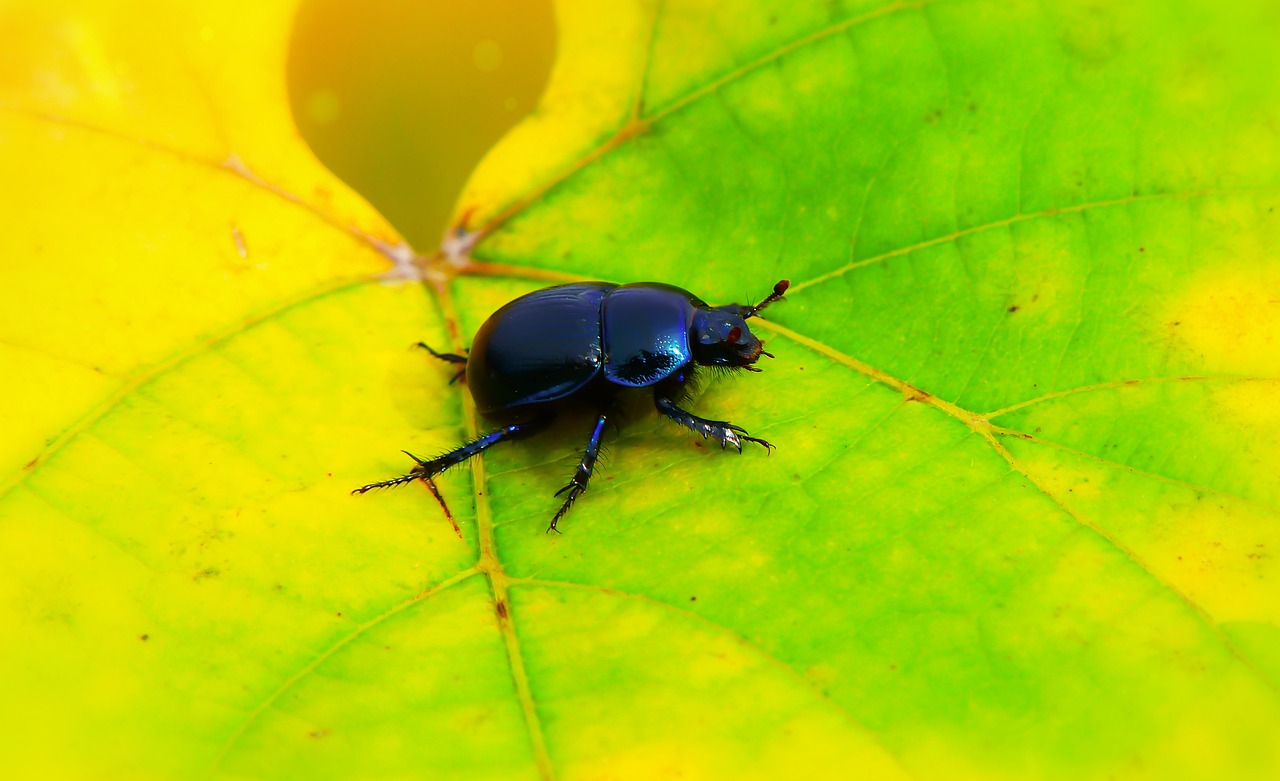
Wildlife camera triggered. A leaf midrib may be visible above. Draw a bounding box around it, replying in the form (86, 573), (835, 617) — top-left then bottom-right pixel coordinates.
(472, 0), (937, 239)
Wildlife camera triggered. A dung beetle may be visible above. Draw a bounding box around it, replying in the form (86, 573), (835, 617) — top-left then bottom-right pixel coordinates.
(355, 279), (789, 531)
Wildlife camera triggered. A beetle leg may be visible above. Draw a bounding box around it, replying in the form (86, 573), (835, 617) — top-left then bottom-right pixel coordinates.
(548, 412), (609, 534)
(352, 413), (552, 495)
(415, 342), (468, 383)
(654, 395), (774, 453)
(416, 342), (469, 365)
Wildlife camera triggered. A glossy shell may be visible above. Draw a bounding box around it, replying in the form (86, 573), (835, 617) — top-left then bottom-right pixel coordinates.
(466, 283), (614, 414)
(601, 283), (704, 386)
(465, 281), (711, 414)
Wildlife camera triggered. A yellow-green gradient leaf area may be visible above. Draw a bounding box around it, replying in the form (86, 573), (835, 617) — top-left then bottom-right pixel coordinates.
(4, 0), (1280, 780)
(458, 0), (1280, 778)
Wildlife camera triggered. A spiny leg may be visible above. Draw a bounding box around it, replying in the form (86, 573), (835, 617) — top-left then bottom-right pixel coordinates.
(654, 394), (773, 453)
(549, 412), (610, 533)
(352, 413), (552, 495)
(416, 341), (468, 383)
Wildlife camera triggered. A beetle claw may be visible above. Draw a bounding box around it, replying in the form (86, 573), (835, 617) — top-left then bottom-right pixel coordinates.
(554, 480), (582, 497)
(351, 473), (418, 494)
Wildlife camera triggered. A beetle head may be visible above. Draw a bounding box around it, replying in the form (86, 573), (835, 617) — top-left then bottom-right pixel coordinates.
(689, 279), (788, 371)
(690, 310), (768, 370)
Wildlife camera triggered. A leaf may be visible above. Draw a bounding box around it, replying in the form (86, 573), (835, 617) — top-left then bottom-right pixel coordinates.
(458, 0), (1280, 776)
(2, 2), (1279, 781)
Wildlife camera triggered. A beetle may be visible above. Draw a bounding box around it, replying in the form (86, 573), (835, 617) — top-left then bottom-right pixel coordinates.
(354, 278), (789, 531)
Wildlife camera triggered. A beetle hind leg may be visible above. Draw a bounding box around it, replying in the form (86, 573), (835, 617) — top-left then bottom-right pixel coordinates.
(416, 341), (468, 383)
(353, 414), (552, 496)
(654, 395), (773, 453)
(548, 412), (610, 533)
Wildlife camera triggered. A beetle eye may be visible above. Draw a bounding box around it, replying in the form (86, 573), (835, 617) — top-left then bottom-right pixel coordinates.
(727, 326), (742, 344)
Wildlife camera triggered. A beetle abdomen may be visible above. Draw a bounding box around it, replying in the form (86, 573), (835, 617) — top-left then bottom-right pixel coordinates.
(466, 283), (615, 414)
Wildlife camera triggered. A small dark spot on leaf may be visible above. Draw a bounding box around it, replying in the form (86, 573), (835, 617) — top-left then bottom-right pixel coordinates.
(1034, 427), (1041, 432)
(690, 596), (697, 602)
(1172, 321), (1181, 326)
(1007, 305), (1020, 313)
(889, 664), (898, 670)
(310, 729), (330, 739)
(194, 568), (220, 582)
(336, 612), (342, 617)
(140, 634), (149, 641)
(968, 102), (978, 112)
(903, 386), (931, 403)
(1139, 247), (1145, 252)
(495, 600), (508, 620)
(798, 366), (805, 371)
(24, 456), (39, 470)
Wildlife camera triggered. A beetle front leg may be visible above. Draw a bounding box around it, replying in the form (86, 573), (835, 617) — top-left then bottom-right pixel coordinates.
(653, 393), (773, 453)
(548, 411), (610, 533)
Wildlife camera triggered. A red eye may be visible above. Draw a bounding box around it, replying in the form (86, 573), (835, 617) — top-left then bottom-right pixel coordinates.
(727, 326), (742, 344)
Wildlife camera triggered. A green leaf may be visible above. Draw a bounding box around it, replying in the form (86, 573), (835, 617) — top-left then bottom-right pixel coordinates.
(3, 0), (1280, 779)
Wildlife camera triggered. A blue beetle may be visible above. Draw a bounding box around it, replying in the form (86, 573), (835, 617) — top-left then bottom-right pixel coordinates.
(355, 279), (789, 531)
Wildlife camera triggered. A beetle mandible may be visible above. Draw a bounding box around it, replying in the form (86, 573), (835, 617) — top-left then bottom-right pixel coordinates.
(354, 278), (790, 532)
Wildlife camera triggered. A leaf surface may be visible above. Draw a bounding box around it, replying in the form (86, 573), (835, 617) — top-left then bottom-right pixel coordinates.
(3, 0), (1280, 779)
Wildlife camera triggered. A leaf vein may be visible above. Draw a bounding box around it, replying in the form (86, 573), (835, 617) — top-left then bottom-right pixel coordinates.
(204, 567), (481, 778)
(510, 576), (918, 778)
(789, 186), (1280, 294)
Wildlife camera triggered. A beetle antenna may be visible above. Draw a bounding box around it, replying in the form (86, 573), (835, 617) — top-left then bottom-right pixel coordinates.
(743, 279), (790, 319)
